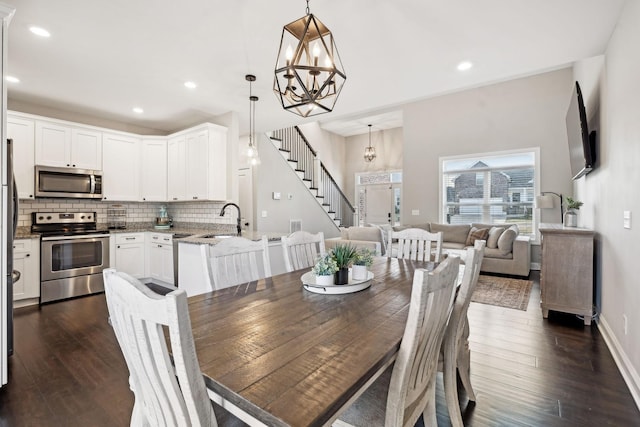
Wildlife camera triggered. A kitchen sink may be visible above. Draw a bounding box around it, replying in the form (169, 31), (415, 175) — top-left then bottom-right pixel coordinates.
(196, 233), (236, 239)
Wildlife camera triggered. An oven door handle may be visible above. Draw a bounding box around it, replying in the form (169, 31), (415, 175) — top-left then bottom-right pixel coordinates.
(41, 233), (109, 242)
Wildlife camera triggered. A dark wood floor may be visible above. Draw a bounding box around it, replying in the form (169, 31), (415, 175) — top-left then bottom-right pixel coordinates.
(1, 272), (638, 426)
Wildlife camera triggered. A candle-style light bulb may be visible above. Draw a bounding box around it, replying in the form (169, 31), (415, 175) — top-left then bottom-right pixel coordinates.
(285, 45), (293, 66)
(312, 42), (320, 66)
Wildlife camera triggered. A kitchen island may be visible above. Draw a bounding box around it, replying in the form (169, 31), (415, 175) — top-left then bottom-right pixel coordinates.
(177, 230), (289, 296)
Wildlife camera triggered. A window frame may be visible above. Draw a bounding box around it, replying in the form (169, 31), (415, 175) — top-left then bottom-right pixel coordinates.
(438, 147), (541, 241)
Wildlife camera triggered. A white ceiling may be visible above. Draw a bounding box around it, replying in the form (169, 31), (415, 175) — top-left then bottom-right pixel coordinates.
(6, 0), (627, 137)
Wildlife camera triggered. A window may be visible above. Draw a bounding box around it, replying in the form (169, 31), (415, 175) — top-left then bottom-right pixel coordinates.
(440, 149), (539, 236)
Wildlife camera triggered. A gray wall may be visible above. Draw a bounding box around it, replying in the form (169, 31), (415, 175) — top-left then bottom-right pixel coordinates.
(344, 127), (404, 204)
(573, 0), (640, 399)
(401, 68), (575, 234)
(254, 133), (340, 238)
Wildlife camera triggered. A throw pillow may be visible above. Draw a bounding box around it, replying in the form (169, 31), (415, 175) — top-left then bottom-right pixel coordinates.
(466, 227), (489, 246)
(497, 226), (518, 254)
(487, 227), (505, 249)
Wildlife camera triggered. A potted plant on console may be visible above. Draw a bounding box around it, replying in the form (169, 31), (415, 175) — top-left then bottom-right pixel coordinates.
(331, 244), (358, 285)
(312, 253), (338, 287)
(564, 197), (583, 227)
(352, 248), (374, 281)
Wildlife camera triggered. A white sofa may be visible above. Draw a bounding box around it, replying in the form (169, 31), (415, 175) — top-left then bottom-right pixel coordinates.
(394, 222), (531, 277)
(325, 226), (387, 256)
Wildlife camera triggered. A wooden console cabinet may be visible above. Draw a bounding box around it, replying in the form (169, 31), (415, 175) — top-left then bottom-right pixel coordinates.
(539, 224), (595, 325)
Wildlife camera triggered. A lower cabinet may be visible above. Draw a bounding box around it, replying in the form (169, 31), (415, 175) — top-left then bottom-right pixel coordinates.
(12, 238), (40, 306)
(146, 233), (174, 285)
(111, 233), (146, 279)
(110, 232), (175, 285)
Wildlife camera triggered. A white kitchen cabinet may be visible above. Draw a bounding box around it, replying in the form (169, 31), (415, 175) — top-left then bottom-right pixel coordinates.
(141, 139), (168, 201)
(146, 233), (174, 285)
(111, 233), (146, 279)
(167, 135), (186, 201)
(102, 133), (141, 201)
(35, 120), (102, 170)
(12, 238), (40, 306)
(167, 124), (228, 202)
(7, 115), (35, 199)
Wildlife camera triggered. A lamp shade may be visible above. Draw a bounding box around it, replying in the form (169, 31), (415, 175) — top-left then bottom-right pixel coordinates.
(535, 194), (554, 209)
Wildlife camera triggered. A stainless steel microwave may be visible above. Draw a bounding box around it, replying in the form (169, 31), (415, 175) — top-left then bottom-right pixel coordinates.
(35, 165), (103, 199)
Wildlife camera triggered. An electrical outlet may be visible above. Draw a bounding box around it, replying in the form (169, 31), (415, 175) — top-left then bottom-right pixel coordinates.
(623, 314), (628, 335)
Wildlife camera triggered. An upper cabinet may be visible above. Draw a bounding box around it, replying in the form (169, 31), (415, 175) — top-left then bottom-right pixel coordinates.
(9, 111), (231, 203)
(141, 138), (168, 202)
(7, 115), (35, 199)
(167, 135), (186, 201)
(35, 120), (102, 170)
(102, 133), (140, 201)
(167, 124), (228, 201)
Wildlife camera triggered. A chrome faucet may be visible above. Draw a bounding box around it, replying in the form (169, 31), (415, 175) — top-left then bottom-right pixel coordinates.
(220, 202), (242, 235)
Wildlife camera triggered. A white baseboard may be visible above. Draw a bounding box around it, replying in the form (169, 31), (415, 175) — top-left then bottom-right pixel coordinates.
(530, 262), (541, 271)
(598, 314), (640, 411)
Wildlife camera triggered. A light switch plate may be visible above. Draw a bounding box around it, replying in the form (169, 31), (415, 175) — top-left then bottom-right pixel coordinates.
(261, 210), (268, 218)
(272, 192), (281, 200)
(411, 209), (420, 216)
(624, 210), (631, 229)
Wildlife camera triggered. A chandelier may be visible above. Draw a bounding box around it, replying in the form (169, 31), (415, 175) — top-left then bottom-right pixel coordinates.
(273, 0), (346, 118)
(364, 124), (376, 162)
(246, 74), (260, 166)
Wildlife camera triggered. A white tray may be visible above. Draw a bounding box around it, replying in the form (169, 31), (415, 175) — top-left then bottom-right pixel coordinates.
(301, 271), (373, 294)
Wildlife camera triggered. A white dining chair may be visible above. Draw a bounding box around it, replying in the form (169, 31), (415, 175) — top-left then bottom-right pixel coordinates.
(439, 239), (485, 427)
(103, 268), (218, 427)
(335, 255), (460, 427)
(200, 235), (272, 291)
(281, 231), (326, 272)
(387, 228), (443, 262)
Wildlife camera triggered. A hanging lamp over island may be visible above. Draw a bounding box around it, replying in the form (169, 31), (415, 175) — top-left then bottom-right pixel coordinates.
(246, 74), (260, 166)
(273, 0), (346, 117)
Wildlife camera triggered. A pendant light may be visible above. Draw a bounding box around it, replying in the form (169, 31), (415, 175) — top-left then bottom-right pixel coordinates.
(246, 74), (260, 166)
(364, 124), (376, 162)
(273, 0), (346, 117)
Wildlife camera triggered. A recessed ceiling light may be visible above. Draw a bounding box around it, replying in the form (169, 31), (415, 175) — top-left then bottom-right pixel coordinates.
(457, 61), (473, 71)
(184, 81), (197, 89)
(133, 107), (144, 114)
(29, 26), (51, 37)
(5, 76), (20, 83)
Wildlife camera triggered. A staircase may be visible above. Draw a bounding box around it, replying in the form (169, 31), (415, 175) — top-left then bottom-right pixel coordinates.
(270, 126), (355, 228)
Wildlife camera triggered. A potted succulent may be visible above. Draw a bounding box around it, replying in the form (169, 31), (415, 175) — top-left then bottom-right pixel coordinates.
(352, 248), (374, 281)
(331, 244), (358, 285)
(564, 196), (583, 227)
(312, 253), (339, 286)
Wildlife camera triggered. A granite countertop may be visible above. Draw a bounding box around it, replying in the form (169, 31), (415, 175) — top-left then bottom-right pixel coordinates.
(16, 222), (286, 244)
(178, 230), (287, 245)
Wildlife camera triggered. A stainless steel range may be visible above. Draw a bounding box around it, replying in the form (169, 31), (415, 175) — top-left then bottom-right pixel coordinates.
(32, 212), (110, 304)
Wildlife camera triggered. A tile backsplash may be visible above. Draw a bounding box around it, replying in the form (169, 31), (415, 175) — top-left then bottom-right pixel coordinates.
(18, 198), (235, 228)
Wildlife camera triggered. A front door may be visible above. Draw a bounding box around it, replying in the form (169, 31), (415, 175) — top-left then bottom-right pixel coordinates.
(360, 183), (401, 226)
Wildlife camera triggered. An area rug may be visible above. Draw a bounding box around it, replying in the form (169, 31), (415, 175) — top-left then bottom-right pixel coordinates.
(471, 275), (533, 311)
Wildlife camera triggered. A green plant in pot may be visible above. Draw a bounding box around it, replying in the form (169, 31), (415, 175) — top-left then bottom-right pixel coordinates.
(331, 244), (358, 285)
(352, 248), (375, 281)
(312, 253), (338, 286)
(564, 196), (583, 227)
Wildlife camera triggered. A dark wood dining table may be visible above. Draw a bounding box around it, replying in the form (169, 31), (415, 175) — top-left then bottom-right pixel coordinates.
(187, 257), (436, 427)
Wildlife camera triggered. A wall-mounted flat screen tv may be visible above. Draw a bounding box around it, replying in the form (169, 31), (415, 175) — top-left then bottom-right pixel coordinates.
(566, 81), (596, 180)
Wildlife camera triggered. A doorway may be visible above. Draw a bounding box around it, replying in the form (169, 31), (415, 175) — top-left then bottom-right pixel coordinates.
(237, 168), (253, 231)
(356, 171), (402, 226)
